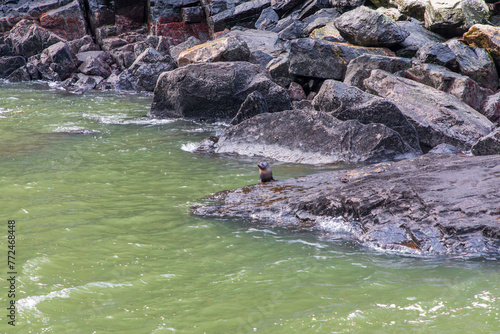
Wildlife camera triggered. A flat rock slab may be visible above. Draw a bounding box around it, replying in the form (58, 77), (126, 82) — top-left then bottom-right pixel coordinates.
(192, 154), (500, 258)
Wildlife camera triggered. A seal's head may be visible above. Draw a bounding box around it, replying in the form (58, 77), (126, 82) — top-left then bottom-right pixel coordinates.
(257, 161), (274, 183)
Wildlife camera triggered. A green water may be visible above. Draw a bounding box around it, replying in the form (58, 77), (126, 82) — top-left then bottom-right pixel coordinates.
(0, 83), (498, 334)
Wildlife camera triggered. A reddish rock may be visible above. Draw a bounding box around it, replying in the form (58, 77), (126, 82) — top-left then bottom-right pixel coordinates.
(151, 21), (210, 44)
(463, 24), (500, 64)
(39, 0), (87, 40)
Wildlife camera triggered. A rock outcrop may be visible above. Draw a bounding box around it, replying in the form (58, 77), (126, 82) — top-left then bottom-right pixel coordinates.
(192, 154), (500, 258)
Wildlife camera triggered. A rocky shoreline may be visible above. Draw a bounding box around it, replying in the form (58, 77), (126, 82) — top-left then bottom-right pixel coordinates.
(1, 0), (500, 257)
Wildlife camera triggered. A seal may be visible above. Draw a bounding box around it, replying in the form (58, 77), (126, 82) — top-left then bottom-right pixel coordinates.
(257, 161), (275, 183)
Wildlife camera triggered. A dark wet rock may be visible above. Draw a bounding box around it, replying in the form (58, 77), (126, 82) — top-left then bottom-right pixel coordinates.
(6, 19), (64, 57)
(288, 38), (395, 80)
(68, 35), (97, 57)
(288, 82), (307, 101)
(266, 53), (293, 87)
(480, 92), (500, 125)
(471, 128), (500, 156)
(128, 47), (177, 91)
(79, 54), (112, 79)
(209, 0), (271, 33)
(230, 91), (269, 125)
(250, 50), (274, 67)
(85, 0), (116, 36)
(6, 65), (30, 82)
(415, 42), (458, 71)
(39, 0), (87, 40)
(404, 63), (493, 111)
(169, 36), (201, 61)
(277, 21), (305, 40)
(192, 154), (500, 258)
(297, 0), (333, 20)
(102, 70), (140, 91)
(424, 0), (489, 37)
(344, 54), (412, 91)
(133, 36), (160, 58)
(0, 44), (13, 57)
(364, 70), (495, 151)
(212, 109), (417, 163)
(463, 24), (500, 68)
(177, 35), (251, 66)
(255, 7), (280, 30)
(108, 44), (135, 71)
(395, 19), (446, 58)
(428, 143), (461, 154)
(445, 39), (498, 91)
(271, 0), (304, 17)
(313, 80), (422, 154)
(67, 73), (104, 94)
(334, 6), (409, 47)
(40, 41), (76, 81)
(329, 0), (365, 14)
(0, 56), (26, 78)
(181, 6), (203, 23)
(149, 61), (291, 120)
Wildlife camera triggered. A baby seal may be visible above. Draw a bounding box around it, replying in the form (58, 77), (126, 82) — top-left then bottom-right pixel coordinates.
(257, 161), (275, 183)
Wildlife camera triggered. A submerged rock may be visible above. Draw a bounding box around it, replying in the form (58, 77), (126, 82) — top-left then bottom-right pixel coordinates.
(192, 154), (500, 258)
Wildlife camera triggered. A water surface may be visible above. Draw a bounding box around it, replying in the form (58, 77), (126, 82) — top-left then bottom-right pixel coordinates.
(0, 83), (498, 333)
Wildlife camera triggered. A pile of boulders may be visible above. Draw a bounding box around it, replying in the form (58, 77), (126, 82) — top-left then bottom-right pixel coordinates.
(1, 0), (500, 160)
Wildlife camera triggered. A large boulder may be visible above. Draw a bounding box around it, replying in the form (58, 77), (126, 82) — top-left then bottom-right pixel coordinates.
(79, 54), (112, 79)
(5, 20), (64, 57)
(288, 38), (395, 80)
(39, 0), (87, 40)
(149, 61), (291, 120)
(212, 109), (418, 163)
(404, 63), (493, 111)
(334, 6), (409, 47)
(0, 56), (26, 78)
(313, 80), (422, 154)
(424, 0), (489, 37)
(395, 19), (446, 58)
(169, 36), (201, 61)
(344, 54), (412, 90)
(192, 154), (500, 258)
(364, 70), (495, 151)
(445, 39), (498, 91)
(177, 36), (251, 66)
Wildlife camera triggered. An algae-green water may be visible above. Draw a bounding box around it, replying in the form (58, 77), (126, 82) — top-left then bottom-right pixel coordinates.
(0, 83), (498, 334)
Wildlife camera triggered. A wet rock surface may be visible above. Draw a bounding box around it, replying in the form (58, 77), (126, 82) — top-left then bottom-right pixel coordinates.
(192, 154), (500, 258)
(210, 109), (419, 164)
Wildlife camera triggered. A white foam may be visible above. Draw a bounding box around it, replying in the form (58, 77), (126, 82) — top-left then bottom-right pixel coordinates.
(180, 142), (199, 152)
